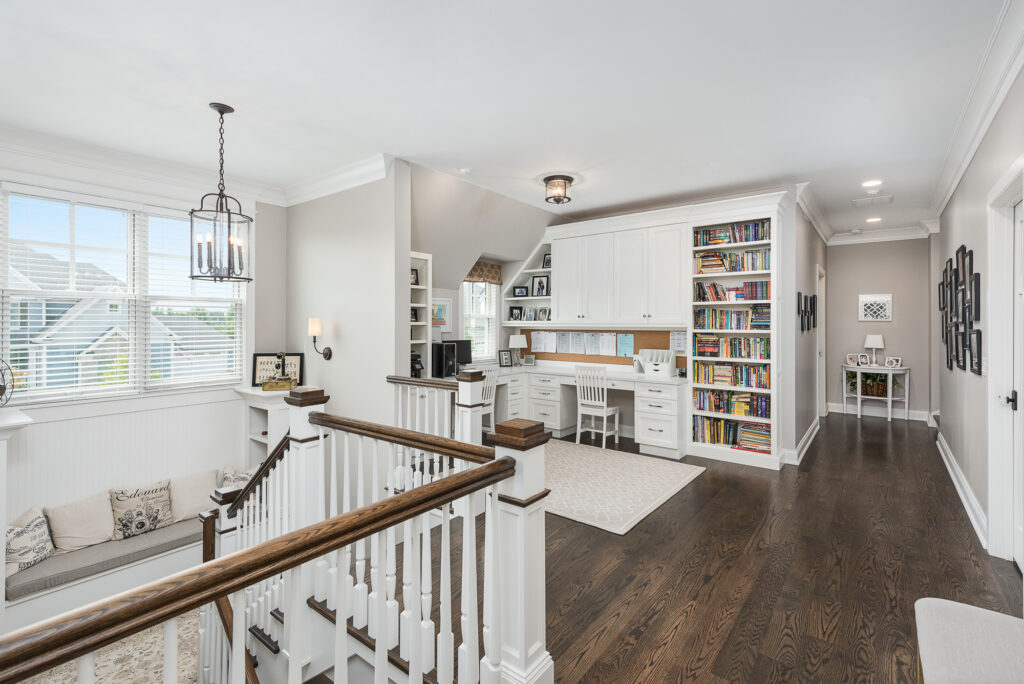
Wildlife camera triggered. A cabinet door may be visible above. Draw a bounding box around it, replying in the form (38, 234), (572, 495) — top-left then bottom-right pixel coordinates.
(612, 229), (648, 324)
(582, 233), (615, 323)
(646, 225), (685, 324)
(551, 238), (581, 323)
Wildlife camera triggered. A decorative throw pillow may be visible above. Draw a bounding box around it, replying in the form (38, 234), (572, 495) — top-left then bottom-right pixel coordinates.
(170, 470), (218, 522)
(110, 480), (172, 540)
(44, 493), (115, 552)
(6, 507), (54, 577)
(222, 465), (258, 490)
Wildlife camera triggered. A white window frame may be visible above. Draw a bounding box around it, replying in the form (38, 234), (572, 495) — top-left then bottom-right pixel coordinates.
(462, 281), (499, 362)
(0, 183), (248, 405)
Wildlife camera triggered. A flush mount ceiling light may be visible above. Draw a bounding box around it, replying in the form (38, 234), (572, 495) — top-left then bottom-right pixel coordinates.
(457, 167), (472, 175)
(861, 179), (883, 188)
(866, 217), (882, 223)
(544, 175), (574, 204)
(190, 102), (252, 282)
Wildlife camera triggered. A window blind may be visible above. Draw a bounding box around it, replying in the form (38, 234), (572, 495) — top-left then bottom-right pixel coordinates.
(462, 281), (498, 361)
(0, 189), (245, 402)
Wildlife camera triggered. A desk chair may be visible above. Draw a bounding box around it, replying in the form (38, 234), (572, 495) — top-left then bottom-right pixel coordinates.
(575, 366), (619, 448)
(480, 370), (498, 433)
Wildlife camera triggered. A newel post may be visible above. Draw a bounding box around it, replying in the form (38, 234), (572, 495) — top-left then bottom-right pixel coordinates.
(484, 420), (555, 684)
(285, 387), (331, 527)
(456, 371), (485, 446)
(0, 409), (33, 622)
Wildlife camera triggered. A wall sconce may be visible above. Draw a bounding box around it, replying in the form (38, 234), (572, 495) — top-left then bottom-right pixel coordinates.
(544, 175), (573, 204)
(308, 318), (333, 360)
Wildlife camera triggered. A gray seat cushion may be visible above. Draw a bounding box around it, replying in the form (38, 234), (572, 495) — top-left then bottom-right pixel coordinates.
(916, 597), (1024, 683)
(6, 519), (202, 601)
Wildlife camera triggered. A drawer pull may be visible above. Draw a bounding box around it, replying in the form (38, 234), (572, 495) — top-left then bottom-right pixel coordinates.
(648, 404), (663, 409)
(649, 427), (664, 433)
(648, 388), (663, 393)
(539, 412), (551, 417)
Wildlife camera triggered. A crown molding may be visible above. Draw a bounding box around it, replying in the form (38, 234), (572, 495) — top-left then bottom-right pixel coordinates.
(282, 154), (392, 206)
(827, 222), (934, 246)
(930, 0), (1024, 215)
(794, 182), (833, 243)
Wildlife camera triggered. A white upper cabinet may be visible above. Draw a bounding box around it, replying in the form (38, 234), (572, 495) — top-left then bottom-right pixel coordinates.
(551, 238), (581, 322)
(552, 234), (614, 323)
(612, 229), (648, 324)
(646, 225), (685, 324)
(582, 233), (614, 322)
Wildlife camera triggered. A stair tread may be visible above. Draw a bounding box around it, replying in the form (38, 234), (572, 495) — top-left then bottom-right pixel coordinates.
(249, 625), (280, 654)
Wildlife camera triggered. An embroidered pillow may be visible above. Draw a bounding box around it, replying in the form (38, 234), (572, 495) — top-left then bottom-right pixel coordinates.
(110, 480), (172, 540)
(222, 465), (258, 490)
(6, 506), (54, 577)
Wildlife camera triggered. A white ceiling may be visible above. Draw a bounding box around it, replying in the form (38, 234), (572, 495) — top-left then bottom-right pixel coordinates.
(0, 1), (1018, 237)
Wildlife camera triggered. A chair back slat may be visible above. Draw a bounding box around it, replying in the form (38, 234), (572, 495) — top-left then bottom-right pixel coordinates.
(481, 370), (498, 405)
(575, 365), (607, 406)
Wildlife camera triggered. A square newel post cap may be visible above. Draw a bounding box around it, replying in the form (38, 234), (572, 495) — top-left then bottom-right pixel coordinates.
(485, 419), (551, 504)
(484, 419), (551, 451)
(456, 370), (485, 382)
(283, 387), (330, 407)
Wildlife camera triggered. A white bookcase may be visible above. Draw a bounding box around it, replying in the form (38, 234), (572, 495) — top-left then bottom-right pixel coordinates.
(501, 241), (552, 327)
(687, 206), (781, 469)
(410, 251), (432, 376)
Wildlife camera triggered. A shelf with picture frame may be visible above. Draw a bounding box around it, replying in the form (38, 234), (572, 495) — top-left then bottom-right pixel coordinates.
(502, 240), (553, 328)
(409, 251), (433, 376)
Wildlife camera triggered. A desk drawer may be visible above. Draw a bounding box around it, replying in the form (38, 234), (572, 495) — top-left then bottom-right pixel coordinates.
(636, 382), (674, 399)
(506, 374), (524, 387)
(607, 379), (635, 391)
(636, 413), (678, 449)
(530, 385), (560, 402)
(530, 399), (560, 428)
(508, 385), (524, 400)
(530, 374), (560, 387)
(507, 399), (524, 420)
(636, 396), (676, 416)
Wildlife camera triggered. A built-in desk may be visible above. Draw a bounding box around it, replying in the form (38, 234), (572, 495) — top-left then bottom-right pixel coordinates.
(468, 363), (688, 459)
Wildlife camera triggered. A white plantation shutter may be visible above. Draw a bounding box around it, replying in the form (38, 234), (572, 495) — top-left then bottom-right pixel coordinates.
(462, 281), (498, 361)
(0, 188), (244, 402)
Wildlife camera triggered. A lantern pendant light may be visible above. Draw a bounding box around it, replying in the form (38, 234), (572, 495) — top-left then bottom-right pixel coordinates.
(190, 103), (253, 282)
(543, 175), (573, 204)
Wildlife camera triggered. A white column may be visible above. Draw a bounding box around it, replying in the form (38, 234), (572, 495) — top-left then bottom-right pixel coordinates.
(0, 408), (32, 622)
(487, 420), (555, 684)
(455, 372), (485, 446)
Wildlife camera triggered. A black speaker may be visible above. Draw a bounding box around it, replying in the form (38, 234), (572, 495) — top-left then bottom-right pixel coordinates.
(431, 342), (457, 378)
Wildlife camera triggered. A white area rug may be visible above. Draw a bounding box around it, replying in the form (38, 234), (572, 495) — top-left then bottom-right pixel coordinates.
(545, 440), (705, 535)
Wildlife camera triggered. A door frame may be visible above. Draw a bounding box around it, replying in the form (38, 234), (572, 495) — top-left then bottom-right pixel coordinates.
(816, 264), (827, 417)
(985, 155), (1024, 560)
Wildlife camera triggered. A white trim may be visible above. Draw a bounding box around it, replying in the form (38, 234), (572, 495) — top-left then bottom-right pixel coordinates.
(15, 385), (243, 424)
(928, 410), (939, 428)
(782, 418), (819, 466)
(794, 182), (833, 243)
(282, 154), (392, 206)
(936, 431), (989, 549)
(827, 223), (934, 246)
(826, 402), (929, 422)
(931, 0), (1024, 214)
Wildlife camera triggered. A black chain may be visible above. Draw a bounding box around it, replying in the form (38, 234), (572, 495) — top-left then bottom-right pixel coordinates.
(217, 113), (226, 194)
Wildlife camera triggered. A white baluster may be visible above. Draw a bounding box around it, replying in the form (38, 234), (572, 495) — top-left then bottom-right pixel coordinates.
(374, 530), (388, 681)
(421, 500), (435, 672)
(342, 433), (354, 618)
(400, 444), (414, 659)
(318, 428), (327, 523)
(334, 542), (350, 684)
(231, 590), (245, 684)
(163, 617), (178, 684)
(286, 566), (304, 684)
(437, 489), (455, 684)
(385, 444), (399, 649)
(458, 492), (479, 684)
(480, 486), (502, 684)
(77, 653), (94, 684)
(408, 515), (423, 684)
(353, 436), (368, 628)
(368, 439), (381, 638)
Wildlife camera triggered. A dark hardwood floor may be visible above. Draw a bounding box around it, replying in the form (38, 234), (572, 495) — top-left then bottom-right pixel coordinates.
(546, 414), (1022, 682)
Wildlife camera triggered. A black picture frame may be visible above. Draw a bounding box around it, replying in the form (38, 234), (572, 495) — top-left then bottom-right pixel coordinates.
(512, 285), (529, 298)
(937, 280), (946, 311)
(498, 349), (513, 367)
(956, 245), (967, 287)
(966, 249), (974, 280)
(956, 329), (967, 370)
(410, 268), (420, 286)
(946, 327), (954, 370)
(969, 273), (981, 322)
(796, 292), (803, 314)
(410, 308), (418, 322)
(542, 253), (552, 269)
(509, 306), (523, 321)
(531, 275), (550, 297)
(800, 309), (806, 332)
(252, 352), (305, 387)
(812, 294), (818, 328)
(970, 328), (983, 375)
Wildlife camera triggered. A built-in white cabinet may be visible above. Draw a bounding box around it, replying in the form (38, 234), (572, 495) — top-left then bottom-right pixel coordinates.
(552, 233), (613, 323)
(611, 225), (685, 325)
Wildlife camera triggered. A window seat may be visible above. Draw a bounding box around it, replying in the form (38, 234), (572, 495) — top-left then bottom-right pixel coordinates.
(6, 519), (202, 601)
(915, 597), (1024, 682)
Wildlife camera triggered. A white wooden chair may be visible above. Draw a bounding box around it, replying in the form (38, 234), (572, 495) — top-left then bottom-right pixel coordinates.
(481, 369), (498, 433)
(575, 365), (619, 448)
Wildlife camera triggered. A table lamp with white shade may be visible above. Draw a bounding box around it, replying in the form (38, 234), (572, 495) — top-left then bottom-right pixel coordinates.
(864, 334), (884, 366)
(509, 334), (528, 366)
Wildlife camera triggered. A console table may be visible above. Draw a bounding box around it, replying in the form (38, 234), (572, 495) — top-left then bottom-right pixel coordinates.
(841, 364), (910, 422)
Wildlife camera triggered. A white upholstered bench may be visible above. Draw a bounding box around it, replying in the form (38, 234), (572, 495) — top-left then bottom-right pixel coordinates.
(915, 597), (1024, 683)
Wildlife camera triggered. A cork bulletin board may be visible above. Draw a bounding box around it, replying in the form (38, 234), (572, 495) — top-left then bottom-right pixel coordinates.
(523, 329), (685, 367)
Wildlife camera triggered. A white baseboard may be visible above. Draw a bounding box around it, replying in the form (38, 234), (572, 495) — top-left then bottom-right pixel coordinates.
(782, 418), (820, 466)
(827, 402), (928, 422)
(928, 411), (939, 428)
(935, 432), (988, 549)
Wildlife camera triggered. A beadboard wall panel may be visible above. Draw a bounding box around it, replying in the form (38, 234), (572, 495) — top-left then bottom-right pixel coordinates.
(6, 392), (244, 519)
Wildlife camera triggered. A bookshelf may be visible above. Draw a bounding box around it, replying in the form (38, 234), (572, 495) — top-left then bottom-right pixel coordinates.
(410, 251), (432, 376)
(688, 217), (778, 465)
(502, 241), (552, 326)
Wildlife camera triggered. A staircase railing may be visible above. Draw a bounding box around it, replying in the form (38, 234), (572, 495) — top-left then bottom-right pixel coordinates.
(0, 433), (520, 683)
(387, 375), (458, 439)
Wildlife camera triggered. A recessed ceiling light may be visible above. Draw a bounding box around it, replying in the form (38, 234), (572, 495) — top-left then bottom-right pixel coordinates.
(850, 228), (863, 234)
(866, 217), (882, 223)
(862, 180), (883, 188)
(457, 168), (471, 175)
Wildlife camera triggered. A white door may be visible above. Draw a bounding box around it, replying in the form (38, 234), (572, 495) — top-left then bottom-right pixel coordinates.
(647, 225), (685, 324)
(582, 233), (615, 323)
(612, 229), (648, 324)
(1013, 201), (1024, 568)
(551, 238), (581, 323)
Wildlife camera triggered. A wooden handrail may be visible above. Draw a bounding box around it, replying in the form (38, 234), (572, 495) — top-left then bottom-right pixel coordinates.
(226, 432), (290, 519)
(309, 412), (495, 464)
(386, 375), (459, 390)
(0, 457), (515, 682)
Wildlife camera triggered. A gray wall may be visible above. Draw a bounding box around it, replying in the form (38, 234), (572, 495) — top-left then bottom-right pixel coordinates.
(794, 206), (826, 445)
(285, 162), (410, 422)
(933, 67), (1024, 511)
(254, 202), (288, 352)
(825, 239), (931, 413)
(410, 164), (560, 289)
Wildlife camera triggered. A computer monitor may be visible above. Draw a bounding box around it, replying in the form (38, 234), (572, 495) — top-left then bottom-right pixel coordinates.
(452, 339), (473, 365)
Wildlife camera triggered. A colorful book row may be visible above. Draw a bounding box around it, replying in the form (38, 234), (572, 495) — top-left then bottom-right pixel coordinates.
(693, 362), (770, 388)
(694, 248), (770, 274)
(694, 281), (770, 302)
(694, 305), (771, 330)
(693, 334), (770, 359)
(693, 220), (771, 247)
(693, 390), (771, 418)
